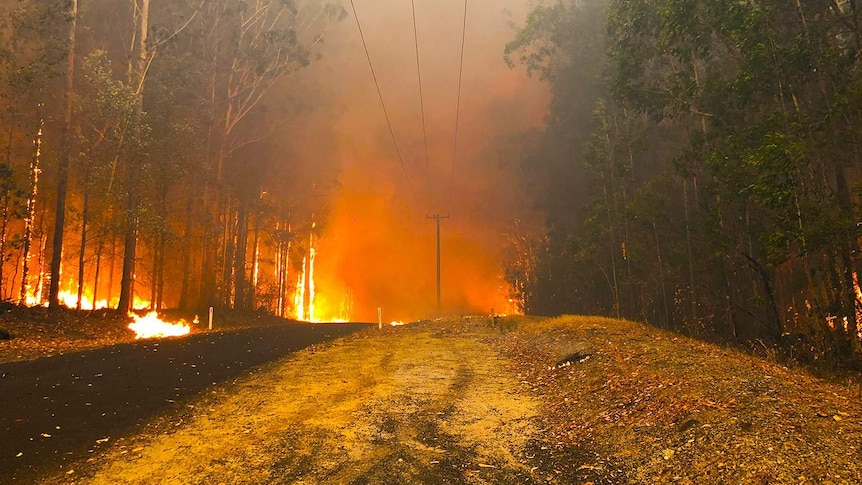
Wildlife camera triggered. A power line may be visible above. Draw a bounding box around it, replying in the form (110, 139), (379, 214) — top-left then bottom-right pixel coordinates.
(411, 0), (433, 207)
(446, 0), (469, 214)
(348, 0), (419, 205)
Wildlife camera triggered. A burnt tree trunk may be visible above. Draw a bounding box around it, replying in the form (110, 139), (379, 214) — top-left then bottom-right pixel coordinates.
(233, 199), (248, 310)
(76, 181), (89, 311)
(20, 115), (43, 305)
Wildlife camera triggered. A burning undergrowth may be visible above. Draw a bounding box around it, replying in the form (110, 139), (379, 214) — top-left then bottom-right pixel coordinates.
(127, 312), (191, 339)
(263, 0), (548, 324)
(0, 306), (133, 363)
(309, 166), (519, 323)
(0, 306), (305, 364)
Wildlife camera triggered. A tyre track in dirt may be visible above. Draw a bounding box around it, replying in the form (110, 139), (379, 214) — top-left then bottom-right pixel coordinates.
(49, 321), (589, 484)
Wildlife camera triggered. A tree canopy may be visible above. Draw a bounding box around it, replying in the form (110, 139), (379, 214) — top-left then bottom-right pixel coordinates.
(505, 0), (862, 368)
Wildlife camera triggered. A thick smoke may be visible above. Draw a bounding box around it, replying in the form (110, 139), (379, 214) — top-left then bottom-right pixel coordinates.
(281, 0), (548, 321)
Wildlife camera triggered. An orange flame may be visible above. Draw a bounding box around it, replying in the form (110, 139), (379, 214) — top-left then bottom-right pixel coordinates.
(290, 225), (353, 323)
(128, 312), (191, 339)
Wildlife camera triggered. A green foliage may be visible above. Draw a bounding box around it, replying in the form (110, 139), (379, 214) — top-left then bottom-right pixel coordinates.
(509, 0), (862, 365)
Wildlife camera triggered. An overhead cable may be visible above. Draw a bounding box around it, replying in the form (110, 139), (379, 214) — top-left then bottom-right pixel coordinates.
(446, 0), (469, 214)
(349, 0), (419, 205)
(411, 0), (433, 207)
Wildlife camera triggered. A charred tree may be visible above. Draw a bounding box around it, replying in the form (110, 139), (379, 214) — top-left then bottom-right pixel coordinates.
(19, 114), (43, 305)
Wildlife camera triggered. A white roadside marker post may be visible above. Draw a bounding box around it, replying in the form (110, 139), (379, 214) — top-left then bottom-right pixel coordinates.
(208, 306), (213, 330)
(378, 307), (382, 330)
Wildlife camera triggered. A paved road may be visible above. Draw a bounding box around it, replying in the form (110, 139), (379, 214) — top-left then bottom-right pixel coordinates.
(0, 323), (369, 483)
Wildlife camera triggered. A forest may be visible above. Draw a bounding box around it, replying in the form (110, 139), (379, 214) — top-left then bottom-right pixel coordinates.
(0, 0), (345, 318)
(3, 0), (862, 369)
(504, 0), (862, 369)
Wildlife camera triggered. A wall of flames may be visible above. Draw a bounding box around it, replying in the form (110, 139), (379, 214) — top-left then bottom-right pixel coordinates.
(277, 0), (548, 323)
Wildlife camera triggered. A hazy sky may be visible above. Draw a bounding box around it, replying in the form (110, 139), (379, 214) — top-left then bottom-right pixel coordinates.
(280, 0), (548, 321)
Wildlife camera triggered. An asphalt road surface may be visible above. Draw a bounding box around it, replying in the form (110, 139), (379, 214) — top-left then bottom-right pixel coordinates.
(0, 322), (369, 483)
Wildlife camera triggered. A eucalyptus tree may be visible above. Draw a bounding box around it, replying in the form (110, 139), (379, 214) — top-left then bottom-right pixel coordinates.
(48, 0), (77, 310)
(0, 0), (67, 304)
(113, 0), (204, 313)
(509, 0), (862, 363)
(194, 0), (346, 310)
(70, 50), (138, 309)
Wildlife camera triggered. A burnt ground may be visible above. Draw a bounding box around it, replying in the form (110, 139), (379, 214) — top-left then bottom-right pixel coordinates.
(0, 322), (369, 483)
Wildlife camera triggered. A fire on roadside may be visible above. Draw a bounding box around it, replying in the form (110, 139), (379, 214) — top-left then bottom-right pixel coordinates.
(128, 312), (191, 339)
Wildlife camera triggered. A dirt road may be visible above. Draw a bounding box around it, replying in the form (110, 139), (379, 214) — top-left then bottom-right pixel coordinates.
(1, 323), (369, 483)
(44, 321), (610, 484)
(35, 316), (862, 484)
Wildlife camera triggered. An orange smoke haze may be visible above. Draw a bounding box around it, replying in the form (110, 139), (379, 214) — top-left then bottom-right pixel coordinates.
(279, 0), (548, 321)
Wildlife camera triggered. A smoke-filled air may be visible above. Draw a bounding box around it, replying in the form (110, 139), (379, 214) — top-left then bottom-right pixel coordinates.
(1, 0), (862, 362)
(0, 0), (547, 324)
(6, 1), (862, 482)
(287, 0), (548, 321)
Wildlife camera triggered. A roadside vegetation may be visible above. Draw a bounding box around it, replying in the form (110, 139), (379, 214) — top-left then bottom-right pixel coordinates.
(504, 0), (862, 372)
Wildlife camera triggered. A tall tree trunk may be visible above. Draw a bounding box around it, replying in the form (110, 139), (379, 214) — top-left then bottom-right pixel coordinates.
(282, 230), (290, 317)
(35, 204), (48, 304)
(49, 0), (78, 309)
(93, 233), (104, 308)
(1, 122), (13, 299)
(250, 212), (260, 310)
(234, 199), (248, 310)
(156, 231), (165, 310)
(117, 0), (149, 313)
(220, 198), (235, 308)
(107, 234), (116, 304)
(653, 222), (670, 329)
(178, 190), (194, 310)
(833, 163), (861, 354)
(117, 200), (138, 313)
(20, 115), (43, 305)
(150, 234), (158, 310)
(76, 184), (89, 311)
(0, 190), (10, 299)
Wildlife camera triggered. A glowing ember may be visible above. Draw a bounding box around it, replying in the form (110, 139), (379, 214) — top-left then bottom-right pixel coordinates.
(390, 321), (407, 327)
(128, 312), (191, 339)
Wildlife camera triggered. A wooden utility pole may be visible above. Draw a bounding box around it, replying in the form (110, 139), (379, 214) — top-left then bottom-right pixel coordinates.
(427, 214), (450, 312)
